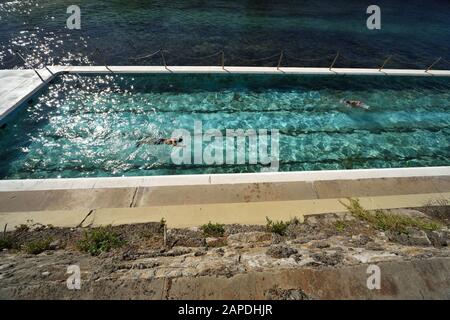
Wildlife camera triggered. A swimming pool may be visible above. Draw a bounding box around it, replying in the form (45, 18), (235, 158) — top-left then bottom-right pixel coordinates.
(0, 73), (449, 179)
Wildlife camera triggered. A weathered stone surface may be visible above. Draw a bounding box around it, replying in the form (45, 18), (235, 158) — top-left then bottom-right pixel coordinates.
(1, 208), (449, 299)
(133, 260), (160, 269)
(389, 229), (432, 246)
(5, 258), (446, 299)
(312, 252), (343, 266)
(290, 232), (327, 244)
(266, 245), (298, 259)
(352, 251), (399, 263)
(227, 231), (272, 245)
(351, 235), (372, 246)
(205, 237), (226, 247)
(427, 230), (450, 247)
(193, 249), (206, 256)
(365, 242), (385, 251)
(304, 216), (318, 224)
(311, 241), (330, 249)
(163, 247), (192, 257)
(265, 288), (312, 300)
(224, 224), (266, 235)
(0, 263), (13, 271)
(384, 208), (429, 218)
(166, 229), (205, 247)
(48, 240), (61, 250)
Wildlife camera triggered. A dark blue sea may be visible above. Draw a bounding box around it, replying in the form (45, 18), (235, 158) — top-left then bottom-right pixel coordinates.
(0, 0), (449, 69)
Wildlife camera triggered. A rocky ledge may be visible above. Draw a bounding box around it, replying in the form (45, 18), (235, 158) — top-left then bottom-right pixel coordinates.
(0, 204), (449, 299)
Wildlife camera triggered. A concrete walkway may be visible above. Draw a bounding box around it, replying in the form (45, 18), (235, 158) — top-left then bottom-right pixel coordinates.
(0, 69), (56, 123)
(0, 173), (449, 230)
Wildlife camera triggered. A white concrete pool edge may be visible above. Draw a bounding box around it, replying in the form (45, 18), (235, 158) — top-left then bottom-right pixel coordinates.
(0, 68), (55, 123)
(1, 166), (449, 191)
(53, 65), (450, 76)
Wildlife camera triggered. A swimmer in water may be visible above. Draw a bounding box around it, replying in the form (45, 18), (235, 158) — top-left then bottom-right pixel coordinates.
(341, 99), (369, 110)
(137, 137), (184, 147)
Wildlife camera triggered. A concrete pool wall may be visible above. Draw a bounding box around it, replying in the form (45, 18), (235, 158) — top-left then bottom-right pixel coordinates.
(0, 66), (449, 229)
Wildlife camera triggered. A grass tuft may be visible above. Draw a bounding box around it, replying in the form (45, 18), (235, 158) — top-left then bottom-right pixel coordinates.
(340, 198), (442, 233)
(15, 224), (30, 232)
(265, 217), (301, 236)
(77, 226), (125, 256)
(0, 237), (14, 250)
(201, 222), (225, 237)
(334, 220), (350, 233)
(1, 224), (14, 250)
(23, 238), (53, 254)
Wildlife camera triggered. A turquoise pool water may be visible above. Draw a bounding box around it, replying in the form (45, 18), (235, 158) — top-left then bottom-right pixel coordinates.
(0, 73), (449, 179)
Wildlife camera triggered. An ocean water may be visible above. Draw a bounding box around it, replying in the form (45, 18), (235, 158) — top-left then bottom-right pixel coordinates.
(0, 0), (449, 69)
(0, 73), (449, 179)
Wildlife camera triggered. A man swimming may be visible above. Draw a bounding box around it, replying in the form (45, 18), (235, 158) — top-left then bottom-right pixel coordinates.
(136, 137), (183, 147)
(342, 99), (369, 110)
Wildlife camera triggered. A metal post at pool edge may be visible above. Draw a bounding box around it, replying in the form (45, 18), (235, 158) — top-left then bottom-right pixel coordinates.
(426, 57), (442, 73)
(277, 50), (284, 70)
(14, 51), (45, 82)
(379, 55), (392, 71)
(94, 48), (113, 74)
(161, 49), (168, 71)
(329, 51), (340, 71)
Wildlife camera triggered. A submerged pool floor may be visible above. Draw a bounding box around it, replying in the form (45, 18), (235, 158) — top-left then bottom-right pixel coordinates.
(0, 73), (449, 179)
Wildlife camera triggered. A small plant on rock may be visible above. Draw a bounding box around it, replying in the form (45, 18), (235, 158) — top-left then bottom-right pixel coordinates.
(201, 222), (225, 237)
(0, 225), (14, 250)
(77, 226), (125, 256)
(334, 220), (349, 233)
(15, 224), (30, 233)
(0, 236), (14, 250)
(341, 198), (442, 233)
(266, 217), (289, 236)
(23, 237), (53, 254)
